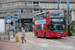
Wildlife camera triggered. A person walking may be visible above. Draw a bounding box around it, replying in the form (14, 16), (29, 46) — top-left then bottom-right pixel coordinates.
(21, 28), (26, 43)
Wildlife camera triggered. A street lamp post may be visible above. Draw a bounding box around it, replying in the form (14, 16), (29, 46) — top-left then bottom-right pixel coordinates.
(58, 0), (59, 10)
(4, 11), (6, 34)
(19, 13), (21, 31)
(60, 0), (61, 10)
(67, 0), (71, 36)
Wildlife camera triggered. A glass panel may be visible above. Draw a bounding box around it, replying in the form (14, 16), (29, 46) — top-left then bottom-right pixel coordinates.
(36, 25), (41, 30)
(47, 24), (49, 30)
(35, 15), (39, 19)
(43, 12), (48, 18)
(33, 2), (39, 4)
(54, 3), (58, 8)
(39, 14), (42, 19)
(0, 11), (1, 14)
(13, 2), (19, 6)
(21, 2), (26, 6)
(2, 4), (6, 7)
(26, 2), (32, 6)
(50, 11), (64, 18)
(51, 23), (65, 31)
(19, 2), (21, 6)
(7, 3), (12, 7)
(0, 4), (2, 8)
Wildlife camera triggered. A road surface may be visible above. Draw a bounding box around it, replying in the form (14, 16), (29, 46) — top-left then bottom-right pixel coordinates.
(24, 32), (75, 50)
(0, 32), (75, 50)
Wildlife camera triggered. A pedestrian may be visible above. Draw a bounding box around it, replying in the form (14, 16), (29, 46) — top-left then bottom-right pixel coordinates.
(13, 28), (17, 37)
(21, 28), (26, 43)
(27, 28), (29, 32)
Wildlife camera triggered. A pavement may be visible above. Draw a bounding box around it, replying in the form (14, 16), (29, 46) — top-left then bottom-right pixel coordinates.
(0, 42), (23, 50)
(0, 32), (75, 50)
(0, 32), (41, 50)
(67, 36), (75, 39)
(0, 32), (75, 42)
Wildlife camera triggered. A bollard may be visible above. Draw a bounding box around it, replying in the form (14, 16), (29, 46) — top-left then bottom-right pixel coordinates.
(16, 34), (19, 42)
(32, 30), (34, 32)
(0, 35), (1, 40)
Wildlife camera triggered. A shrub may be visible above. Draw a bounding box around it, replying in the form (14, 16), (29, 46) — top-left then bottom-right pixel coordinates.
(70, 20), (75, 33)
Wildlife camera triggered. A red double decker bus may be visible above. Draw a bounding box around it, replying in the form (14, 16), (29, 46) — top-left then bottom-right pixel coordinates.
(34, 10), (67, 38)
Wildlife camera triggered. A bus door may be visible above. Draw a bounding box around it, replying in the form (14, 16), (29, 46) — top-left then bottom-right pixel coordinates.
(40, 24), (44, 37)
(46, 24), (50, 37)
(36, 25), (41, 37)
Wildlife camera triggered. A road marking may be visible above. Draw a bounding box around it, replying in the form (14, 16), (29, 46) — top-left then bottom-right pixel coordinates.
(26, 37), (65, 50)
(26, 38), (46, 50)
(50, 45), (53, 47)
(48, 40), (61, 44)
(38, 43), (49, 47)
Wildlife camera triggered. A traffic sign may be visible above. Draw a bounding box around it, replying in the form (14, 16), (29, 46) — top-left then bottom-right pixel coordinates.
(6, 14), (11, 19)
(19, 23), (21, 26)
(14, 14), (18, 19)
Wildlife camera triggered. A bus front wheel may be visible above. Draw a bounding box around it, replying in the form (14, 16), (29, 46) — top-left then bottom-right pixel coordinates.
(59, 37), (61, 39)
(45, 33), (47, 38)
(36, 33), (39, 38)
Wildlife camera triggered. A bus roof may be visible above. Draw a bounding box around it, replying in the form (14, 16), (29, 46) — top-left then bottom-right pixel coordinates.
(34, 10), (64, 16)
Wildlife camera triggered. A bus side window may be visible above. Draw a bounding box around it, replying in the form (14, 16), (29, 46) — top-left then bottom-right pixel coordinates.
(43, 13), (46, 18)
(36, 25), (41, 30)
(43, 12), (49, 18)
(46, 12), (49, 18)
(47, 24), (50, 30)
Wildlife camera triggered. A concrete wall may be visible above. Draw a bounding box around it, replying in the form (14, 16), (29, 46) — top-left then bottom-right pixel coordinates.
(0, 6), (40, 10)
(0, 13), (35, 19)
(0, 0), (75, 3)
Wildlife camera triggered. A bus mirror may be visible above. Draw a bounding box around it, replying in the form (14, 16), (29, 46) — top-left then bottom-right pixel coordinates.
(47, 24), (49, 26)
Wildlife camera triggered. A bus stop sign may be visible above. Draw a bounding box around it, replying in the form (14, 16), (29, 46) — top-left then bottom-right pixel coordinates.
(6, 15), (11, 19)
(14, 14), (18, 19)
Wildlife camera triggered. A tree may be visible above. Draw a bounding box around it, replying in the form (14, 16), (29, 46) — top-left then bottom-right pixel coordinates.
(70, 20), (75, 33)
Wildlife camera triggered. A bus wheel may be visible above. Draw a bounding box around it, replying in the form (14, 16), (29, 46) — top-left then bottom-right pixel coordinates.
(36, 33), (39, 38)
(59, 37), (61, 39)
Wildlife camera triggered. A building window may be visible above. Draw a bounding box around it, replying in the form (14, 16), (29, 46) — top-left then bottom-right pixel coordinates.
(26, 2), (32, 6)
(6, 3), (12, 7)
(21, 9), (32, 13)
(33, 2), (39, 6)
(0, 9), (20, 15)
(20, 2), (26, 6)
(0, 11), (1, 14)
(13, 2), (19, 6)
(0, 4), (1, 7)
(33, 9), (39, 13)
(34, 9), (39, 11)
(19, 2), (32, 6)
(21, 9), (23, 13)
(33, 2), (39, 4)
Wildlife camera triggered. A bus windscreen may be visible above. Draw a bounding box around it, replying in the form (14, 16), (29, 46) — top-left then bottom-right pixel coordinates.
(50, 11), (64, 18)
(51, 23), (66, 31)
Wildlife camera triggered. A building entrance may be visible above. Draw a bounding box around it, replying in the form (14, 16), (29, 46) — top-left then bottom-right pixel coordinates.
(21, 19), (32, 31)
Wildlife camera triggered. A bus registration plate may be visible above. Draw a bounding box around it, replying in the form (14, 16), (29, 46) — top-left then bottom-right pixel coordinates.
(57, 36), (61, 37)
